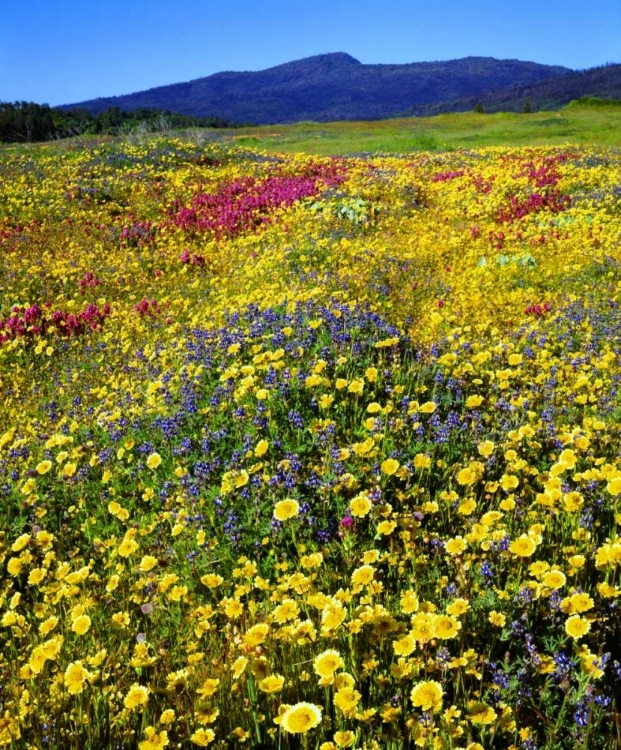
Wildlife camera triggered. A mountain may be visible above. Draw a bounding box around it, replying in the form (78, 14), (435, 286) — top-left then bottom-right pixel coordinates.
(61, 52), (571, 124)
(403, 63), (621, 116)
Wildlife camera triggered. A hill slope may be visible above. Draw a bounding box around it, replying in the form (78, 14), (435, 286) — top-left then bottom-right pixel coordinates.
(61, 52), (570, 124)
(406, 63), (621, 115)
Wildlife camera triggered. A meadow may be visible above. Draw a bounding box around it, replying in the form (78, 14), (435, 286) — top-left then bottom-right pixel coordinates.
(227, 100), (621, 155)
(1, 128), (621, 750)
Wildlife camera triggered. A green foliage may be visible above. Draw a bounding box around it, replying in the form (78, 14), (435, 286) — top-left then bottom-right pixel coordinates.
(309, 196), (380, 226)
(566, 96), (621, 108)
(0, 102), (236, 144)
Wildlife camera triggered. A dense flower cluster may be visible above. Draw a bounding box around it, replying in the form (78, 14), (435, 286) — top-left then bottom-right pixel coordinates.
(0, 136), (620, 749)
(0, 302), (111, 343)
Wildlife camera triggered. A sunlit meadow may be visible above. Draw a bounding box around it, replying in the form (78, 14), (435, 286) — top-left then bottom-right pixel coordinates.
(1, 135), (621, 749)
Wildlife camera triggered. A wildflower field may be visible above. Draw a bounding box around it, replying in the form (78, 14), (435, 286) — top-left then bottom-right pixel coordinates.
(1, 134), (621, 750)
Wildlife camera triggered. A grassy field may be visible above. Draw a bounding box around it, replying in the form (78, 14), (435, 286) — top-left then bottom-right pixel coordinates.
(227, 101), (621, 155)
(1, 101), (619, 158)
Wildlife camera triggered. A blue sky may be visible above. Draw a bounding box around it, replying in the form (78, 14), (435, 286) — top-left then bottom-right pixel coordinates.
(1, 0), (619, 106)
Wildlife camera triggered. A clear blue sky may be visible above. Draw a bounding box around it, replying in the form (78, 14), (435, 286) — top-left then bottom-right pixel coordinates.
(1, 0), (619, 106)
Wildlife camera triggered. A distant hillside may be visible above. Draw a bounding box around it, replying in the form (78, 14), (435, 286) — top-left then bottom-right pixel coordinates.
(406, 63), (621, 115)
(61, 52), (570, 124)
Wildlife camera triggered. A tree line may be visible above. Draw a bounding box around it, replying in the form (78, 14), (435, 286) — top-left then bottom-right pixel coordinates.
(0, 101), (239, 143)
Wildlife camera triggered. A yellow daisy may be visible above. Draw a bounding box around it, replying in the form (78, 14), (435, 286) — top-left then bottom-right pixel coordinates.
(280, 702), (322, 734)
(273, 499), (299, 521)
(410, 680), (443, 712)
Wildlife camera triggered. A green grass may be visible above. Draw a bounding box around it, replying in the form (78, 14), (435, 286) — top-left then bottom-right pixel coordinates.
(3, 101), (620, 157)
(225, 102), (621, 155)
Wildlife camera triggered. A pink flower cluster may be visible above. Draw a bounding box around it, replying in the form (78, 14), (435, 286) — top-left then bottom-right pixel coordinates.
(0, 302), (111, 344)
(471, 174), (495, 194)
(120, 218), (154, 248)
(498, 191), (570, 224)
(524, 302), (551, 317)
(179, 249), (207, 267)
(0, 218), (41, 249)
(515, 153), (574, 188)
(133, 299), (161, 317)
(432, 170), (465, 182)
(169, 162), (348, 239)
(492, 153), (574, 223)
(78, 272), (102, 294)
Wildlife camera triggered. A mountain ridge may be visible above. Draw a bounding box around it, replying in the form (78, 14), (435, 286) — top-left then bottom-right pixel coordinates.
(403, 63), (621, 116)
(60, 52), (572, 124)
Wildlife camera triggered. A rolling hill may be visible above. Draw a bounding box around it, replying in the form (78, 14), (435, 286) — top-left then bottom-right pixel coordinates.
(61, 52), (571, 124)
(405, 63), (621, 115)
